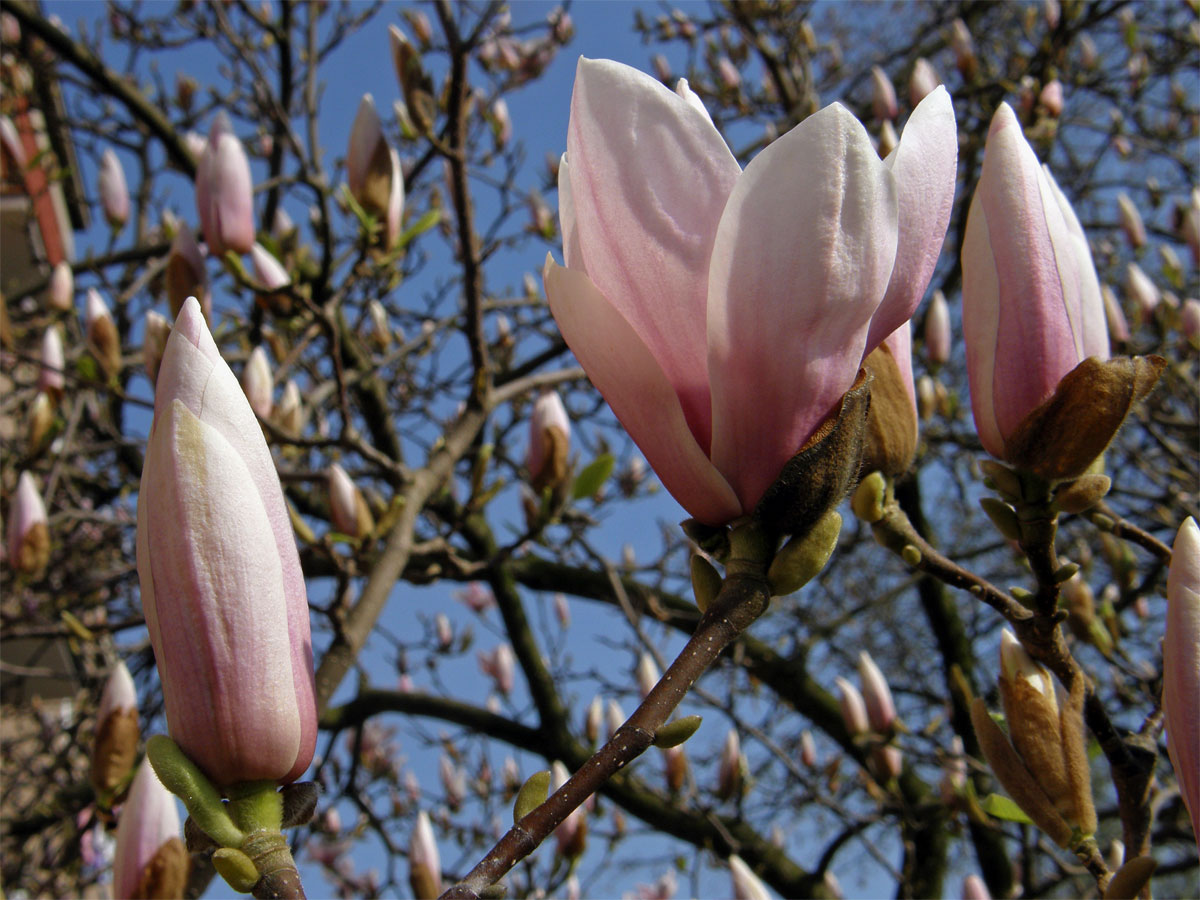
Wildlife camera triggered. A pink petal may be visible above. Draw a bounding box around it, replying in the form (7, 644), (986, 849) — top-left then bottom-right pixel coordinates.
(868, 86), (958, 354)
(566, 57), (741, 454)
(707, 102), (898, 511)
(113, 762), (180, 900)
(556, 153), (582, 271)
(544, 258), (741, 525)
(1165, 516), (1200, 846)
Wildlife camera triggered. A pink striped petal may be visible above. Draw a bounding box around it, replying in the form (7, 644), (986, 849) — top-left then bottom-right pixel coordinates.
(707, 102), (898, 510)
(544, 258), (741, 525)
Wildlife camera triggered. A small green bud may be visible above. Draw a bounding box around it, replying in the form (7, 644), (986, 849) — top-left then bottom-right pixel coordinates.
(690, 553), (722, 613)
(146, 735), (244, 848)
(767, 510), (842, 596)
(513, 770), (550, 824)
(979, 459), (1023, 499)
(1091, 513), (1115, 532)
(653, 715), (702, 748)
(1053, 562), (1080, 583)
(851, 472), (887, 524)
(480, 884), (509, 900)
(1053, 474), (1111, 514)
(213, 848), (260, 893)
(1009, 586), (1034, 602)
(980, 497), (1023, 542)
(901, 544), (922, 566)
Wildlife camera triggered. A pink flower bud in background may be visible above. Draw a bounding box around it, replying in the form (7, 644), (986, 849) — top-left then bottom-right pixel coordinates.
(409, 10), (433, 45)
(940, 734), (966, 803)
(909, 58), (940, 108)
(7, 471), (49, 577)
(961, 104), (1108, 463)
(585, 696), (603, 743)
(408, 810), (442, 899)
(98, 148), (130, 229)
(328, 462), (374, 538)
(1163, 517), (1199, 846)
(962, 874), (992, 900)
(84, 288), (122, 378)
(1125, 262), (1160, 321)
(717, 56), (740, 90)
(870, 66), (898, 121)
(347, 94), (385, 204)
(250, 242), (289, 290)
(916, 374), (936, 422)
(165, 222), (209, 321)
(112, 762), (188, 900)
(1101, 285), (1131, 344)
(526, 389), (571, 492)
(46, 261), (73, 312)
(142, 310), (171, 387)
(1044, 0), (1061, 28)
(729, 855), (772, 900)
(491, 97), (512, 147)
(1, 11), (19, 44)
(1037, 80), (1064, 118)
(275, 378), (304, 435)
(434, 613), (453, 650)
(652, 53), (671, 83)
(182, 130), (206, 162)
(241, 345), (274, 419)
(1182, 298), (1200, 344)
(1179, 187), (1200, 266)
(871, 744), (903, 780)
(1078, 34), (1098, 69)
(606, 699), (624, 740)
(92, 660), (139, 797)
(950, 18), (977, 79)
(636, 652), (659, 699)
(554, 592), (570, 628)
(717, 728), (744, 800)
(38, 326), (64, 397)
(551, 760), (587, 858)
(196, 112), (255, 256)
(478, 643), (515, 695)
(663, 743), (688, 793)
(877, 120), (898, 158)
(835, 676), (869, 737)
(857, 651), (896, 733)
(546, 59), (956, 524)
(1116, 192), (1146, 248)
(136, 297), (316, 787)
(800, 730), (817, 768)
(924, 289), (951, 367)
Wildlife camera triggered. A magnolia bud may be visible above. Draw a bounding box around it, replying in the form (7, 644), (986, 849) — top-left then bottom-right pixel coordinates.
(835, 676), (869, 737)
(142, 310), (171, 387)
(799, 730), (817, 768)
(408, 810), (442, 900)
(716, 729), (744, 801)
(165, 223), (209, 320)
(606, 699), (624, 741)
(924, 290), (951, 366)
(84, 288), (121, 378)
(328, 462), (374, 538)
(98, 148), (130, 229)
(1125, 262), (1160, 321)
(663, 744), (688, 793)
(38, 325), (64, 398)
(1116, 192), (1146, 248)
(274, 378), (304, 435)
(27, 392), (54, 455)
(8, 471), (50, 577)
(92, 661), (139, 798)
(584, 696), (602, 744)
(635, 653), (659, 699)
(729, 855), (771, 900)
(241, 345), (274, 419)
(870, 66), (898, 121)
(858, 651), (896, 733)
(909, 58), (940, 107)
(526, 390), (570, 493)
(478, 644), (515, 695)
(112, 763), (189, 900)
(551, 761), (587, 858)
(46, 261), (73, 312)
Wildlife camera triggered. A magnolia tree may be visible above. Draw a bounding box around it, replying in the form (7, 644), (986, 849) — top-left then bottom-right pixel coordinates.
(1, 1), (1197, 899)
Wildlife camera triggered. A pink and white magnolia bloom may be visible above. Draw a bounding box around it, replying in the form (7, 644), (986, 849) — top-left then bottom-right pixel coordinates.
(545, 58), (957, 524)
(196, 112), (255, 256)
(136, 297), (316, 787)
(1164, 516), (1199, 846)
(961, 103), (1108, 463)
(112, 762), (185, 900)
(98, 148), (130, 229)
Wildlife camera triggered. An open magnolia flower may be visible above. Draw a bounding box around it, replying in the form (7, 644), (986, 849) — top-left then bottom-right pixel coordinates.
(544, 58), (956, 525)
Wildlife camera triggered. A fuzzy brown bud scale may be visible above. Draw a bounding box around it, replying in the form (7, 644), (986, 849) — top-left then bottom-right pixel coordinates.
(861, 341), (917, 477)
